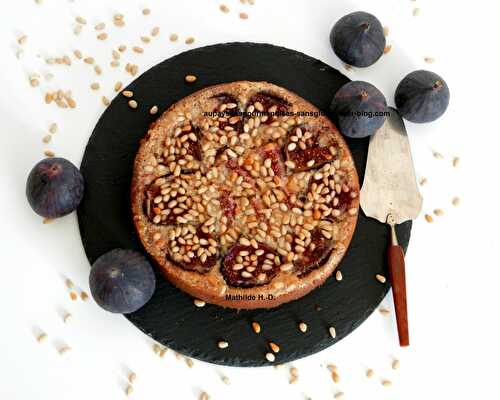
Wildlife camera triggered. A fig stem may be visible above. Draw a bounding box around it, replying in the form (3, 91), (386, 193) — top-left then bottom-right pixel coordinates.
(360, 22), (370, 31)
(433, 80), (443, 90)
(47, 163), (61, 177)
(359, 90), (369, 100)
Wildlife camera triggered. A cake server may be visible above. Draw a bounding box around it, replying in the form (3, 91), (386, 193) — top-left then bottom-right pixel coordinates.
(360, 107), (422, 347)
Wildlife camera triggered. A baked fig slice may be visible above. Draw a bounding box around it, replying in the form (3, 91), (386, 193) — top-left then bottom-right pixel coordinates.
(160, 122), (203, 176)
(306, 163), (358, 220)
(221, 243), (281, 287)
(259, 142), (286, 179)
(248, 92), (290, 124)
(219, 189), (237, 224)
(211, 93), (240, 111)
(167, 225), (219, 273)
(177, 123), (202, 161)
(293, 228), (335, 276)
(285, 125), (337, 171)
(211, 93), (243, 133)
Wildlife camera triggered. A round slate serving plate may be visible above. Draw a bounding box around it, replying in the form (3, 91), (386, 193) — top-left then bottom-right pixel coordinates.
(77, 42), (411, 367)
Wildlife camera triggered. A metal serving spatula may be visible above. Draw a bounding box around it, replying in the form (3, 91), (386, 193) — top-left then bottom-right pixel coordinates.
(360, 107), (423, 347)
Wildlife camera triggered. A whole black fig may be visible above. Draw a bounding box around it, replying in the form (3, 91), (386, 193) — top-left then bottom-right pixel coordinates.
(89, 249), (156, 314)
(395, 70), (450, 123)
(26, 157), (84, 218)
(330, 11), (386, 67)
(330, 81), (388, 138)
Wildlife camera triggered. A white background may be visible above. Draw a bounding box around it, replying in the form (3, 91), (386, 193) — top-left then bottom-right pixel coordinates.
(1, 0), (499, 399)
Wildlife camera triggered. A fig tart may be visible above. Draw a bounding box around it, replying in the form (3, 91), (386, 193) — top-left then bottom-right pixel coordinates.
(131, 81), (359, 309)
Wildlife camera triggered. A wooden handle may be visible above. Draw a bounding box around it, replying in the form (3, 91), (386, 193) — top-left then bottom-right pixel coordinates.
(388, 244), (409, 347)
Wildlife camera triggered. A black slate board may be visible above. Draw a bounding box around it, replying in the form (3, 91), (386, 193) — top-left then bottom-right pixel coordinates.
(77, 42), (411, 367)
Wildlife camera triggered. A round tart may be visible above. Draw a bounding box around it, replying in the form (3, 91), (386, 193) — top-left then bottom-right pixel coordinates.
(131, 81), (360, 309)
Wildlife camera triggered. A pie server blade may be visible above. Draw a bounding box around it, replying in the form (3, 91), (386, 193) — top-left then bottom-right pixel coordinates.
(360, 107), (423, 224)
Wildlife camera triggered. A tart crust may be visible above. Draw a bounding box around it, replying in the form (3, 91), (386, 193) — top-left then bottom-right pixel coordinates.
(131, 81), (359, 309)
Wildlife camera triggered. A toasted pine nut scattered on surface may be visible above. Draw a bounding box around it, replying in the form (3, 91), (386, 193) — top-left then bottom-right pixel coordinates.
(193, 299), (205, 307)
(329, 326), (336, 338)
(58, 346), (71, 355)
(218, 341), (229, 349)
(37, 333), (48, 343)
(269, 342), (280, 353)
(199, 392), (209, 400)
(335, 270), (343, 281)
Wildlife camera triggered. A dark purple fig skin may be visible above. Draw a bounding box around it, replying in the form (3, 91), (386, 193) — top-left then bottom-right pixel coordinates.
(89, 249), (156, 314)
(330, 81), (387, 138)
(395, 70), (450, 123)
(26, 157), (84, 218)
(330, 11), (386, 67)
